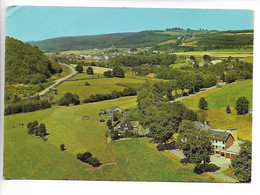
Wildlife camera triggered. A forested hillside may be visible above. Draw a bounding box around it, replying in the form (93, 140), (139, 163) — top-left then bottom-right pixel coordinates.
(5, 37), (62, 84)
(30, 29), (254, 53)
(30, 31), (173, 53)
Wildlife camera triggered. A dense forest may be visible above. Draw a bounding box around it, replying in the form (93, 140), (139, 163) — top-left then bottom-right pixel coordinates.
(5, 37), (62, 84)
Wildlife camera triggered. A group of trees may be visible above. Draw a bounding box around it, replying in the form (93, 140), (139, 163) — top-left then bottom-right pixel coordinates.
(4, 99), (51, 115)
(137, 81), (216, 173)
(27, 120), (48, 140)
(103, 67), (125, 78)
(77, 151), (101, 167)
(176, 120), (213, 173)
(83, 87), (137, 103)
(5, 37), (62, 84)
(58, 92), (80, 106)
(156, 68), (217, 95)
(110, 53), (177, 67)
(137, 81), (198, 143)
(75, 65), (94, 75)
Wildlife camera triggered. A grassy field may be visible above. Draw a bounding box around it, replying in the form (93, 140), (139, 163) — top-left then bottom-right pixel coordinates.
(4, 96), (219, 182)
(174, 49), (253, 63)
(181, 80), (252, 110)
(55, 76), (145, 101)
(181, 79), (252, 141)
(4, 96), (136, 179)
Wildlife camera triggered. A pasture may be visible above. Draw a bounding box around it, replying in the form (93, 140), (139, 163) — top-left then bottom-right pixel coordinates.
(4, 96), (219, 182)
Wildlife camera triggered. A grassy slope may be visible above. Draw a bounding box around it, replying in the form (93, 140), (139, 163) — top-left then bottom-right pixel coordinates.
(181, 80), (252, 141)
(4, 96), (136, 179)
(4, 96), (218, 182)
(182, 80), (252, 110)
(55, 76), (145, 100)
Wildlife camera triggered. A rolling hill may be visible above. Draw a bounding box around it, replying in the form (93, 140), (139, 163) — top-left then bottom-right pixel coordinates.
(5, 36), (62, 84)
(29, 29), (254, 53)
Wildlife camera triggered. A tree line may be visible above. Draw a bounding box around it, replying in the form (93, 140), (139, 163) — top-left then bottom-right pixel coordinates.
(83, 87), (137, 104)
(4, 99), (51, 115)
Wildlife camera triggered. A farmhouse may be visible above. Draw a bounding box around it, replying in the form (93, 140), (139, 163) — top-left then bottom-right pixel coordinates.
(194, 121), (239, 159)
(110, 105), (122, 113)
(115, 118), (133, 131)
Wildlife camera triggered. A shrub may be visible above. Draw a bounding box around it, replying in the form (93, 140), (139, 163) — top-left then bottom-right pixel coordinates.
(77, 152), (93, 163)
(60, 144), (66, 151)
(111, 130), (120, 140)
(156, 143), (166, 151)
(88, 157), (101, 167)
(86, 67), (94, 75)
(103, 70), (113, 78)
(77, 151), (101, 167)
(122, 130), (133, 138)
(226, 105), (231, 114)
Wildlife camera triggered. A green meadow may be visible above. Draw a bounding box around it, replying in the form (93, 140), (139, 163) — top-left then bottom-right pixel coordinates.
(55, 76), (145, 100)
(4, 96), (219, 182)
(181, 79), (252, 141)
(181, 80), (252, 110)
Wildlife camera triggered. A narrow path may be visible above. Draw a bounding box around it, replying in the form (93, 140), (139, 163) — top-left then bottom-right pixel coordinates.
(38, 64), (77, 96)
(209, 171), (238, 183)
(171, 84), (219, 103)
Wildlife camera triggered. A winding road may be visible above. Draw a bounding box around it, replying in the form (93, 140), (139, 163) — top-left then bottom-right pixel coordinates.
(39, 64), (77, 96)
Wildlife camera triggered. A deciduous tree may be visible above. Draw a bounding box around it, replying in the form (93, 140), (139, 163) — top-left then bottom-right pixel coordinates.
(231, 141), (252, 182)
(199, 97), (208, 110)
(86, 67), (94, 75)
(235, 96), (249, 115)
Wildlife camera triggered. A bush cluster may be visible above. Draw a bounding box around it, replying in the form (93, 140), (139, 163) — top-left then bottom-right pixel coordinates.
(58, 92), (80, 106)
(4, 100), (51, 115)
(83, 87), (137, 103)
(77, 152), (101, 167)
(27, 120), (48, 140)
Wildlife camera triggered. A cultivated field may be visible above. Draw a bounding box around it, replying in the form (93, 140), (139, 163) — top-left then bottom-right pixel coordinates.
(174, 49), (253, 63)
